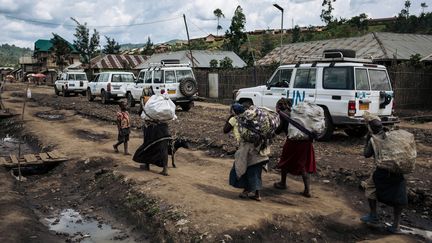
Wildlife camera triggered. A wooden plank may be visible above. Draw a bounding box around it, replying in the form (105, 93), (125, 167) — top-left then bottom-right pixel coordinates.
(23, 154), (38, 163)
(9, 155), (19, 164)
(47, 152), (58, 159)
(0, 157), (7, 165)
(39, 153), (49, 161)
(52, 150), (65, 158)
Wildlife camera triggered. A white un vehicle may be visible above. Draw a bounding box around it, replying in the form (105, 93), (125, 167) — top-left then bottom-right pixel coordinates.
(235, 49), (398, 140)
(126, 60), (198, 111)
(54, 71), (88, 97)
(87, 71), (136, 104)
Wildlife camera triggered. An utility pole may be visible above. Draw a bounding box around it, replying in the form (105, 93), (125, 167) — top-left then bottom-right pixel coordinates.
(273, 4), (284, 65)
(183, 14), (194, 68)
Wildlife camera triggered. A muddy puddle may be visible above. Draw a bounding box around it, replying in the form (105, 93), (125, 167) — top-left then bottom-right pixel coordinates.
(0, 118), (35, 157)
(35, 111), (66, 121)
(75, 129), (110, 142)
(44, 209), (138, 243)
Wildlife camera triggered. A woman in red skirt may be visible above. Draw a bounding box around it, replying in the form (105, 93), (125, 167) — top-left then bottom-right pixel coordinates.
(273, 98), (316, 197)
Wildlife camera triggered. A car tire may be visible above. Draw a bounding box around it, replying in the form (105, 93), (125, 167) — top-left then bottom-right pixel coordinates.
(62, 87), (68, 97)
(323, 49), (356, 58)
(180, 102), (193, 111)
(317, 108), (334, 141)
(127, 93), (135, 107)
(87, 89), (95, 101)
(345, 126), (368, 138)
(101, 90), (108, 104)
(54, 86), (60, 96)
(179, 78), (198, 97)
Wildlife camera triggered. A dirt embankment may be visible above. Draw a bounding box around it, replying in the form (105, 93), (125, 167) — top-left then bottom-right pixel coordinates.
(1, 84), (431, 242)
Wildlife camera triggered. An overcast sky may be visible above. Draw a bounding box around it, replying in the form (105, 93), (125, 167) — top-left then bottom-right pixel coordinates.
(0, 0), (431, 49)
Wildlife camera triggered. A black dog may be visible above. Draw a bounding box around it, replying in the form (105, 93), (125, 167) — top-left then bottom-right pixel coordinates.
(168, 137), (189, 168)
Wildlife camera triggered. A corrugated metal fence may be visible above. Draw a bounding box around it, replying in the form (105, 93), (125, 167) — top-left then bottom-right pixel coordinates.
(195, 65), (432, 108)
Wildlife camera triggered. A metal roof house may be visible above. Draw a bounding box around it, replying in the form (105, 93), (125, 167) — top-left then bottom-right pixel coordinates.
(135, 50), (247, 69)
(89, 54), (147, 75)
(257, 32), (432, 65)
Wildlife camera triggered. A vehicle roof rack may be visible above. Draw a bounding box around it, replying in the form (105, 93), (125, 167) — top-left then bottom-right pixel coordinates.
(296, 53), (373, 64)
(147, 62), (191, 68)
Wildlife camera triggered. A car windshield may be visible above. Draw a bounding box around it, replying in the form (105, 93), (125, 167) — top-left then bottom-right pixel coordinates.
(111, 74), (135, 82)
(176, 70), (194, 81)
(268, 69), (292, 87)
(369, 69), (391, 91)
(68, 74), (87, 80)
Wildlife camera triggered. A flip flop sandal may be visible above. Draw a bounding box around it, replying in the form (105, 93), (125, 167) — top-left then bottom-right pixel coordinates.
(273, 182), (287, 190)
(385, 225), (402, 234)
(249, 195), (262, 202)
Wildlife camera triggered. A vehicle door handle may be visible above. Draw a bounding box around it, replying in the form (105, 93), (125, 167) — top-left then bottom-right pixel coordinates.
(265, 93), (272, 95)
(308, 94), (314, 97)
(332, 95), (341, 100)
(155, 87), (159, 89)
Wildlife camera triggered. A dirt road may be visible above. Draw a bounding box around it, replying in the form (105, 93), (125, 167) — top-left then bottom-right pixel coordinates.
(1, 84), (431, 242)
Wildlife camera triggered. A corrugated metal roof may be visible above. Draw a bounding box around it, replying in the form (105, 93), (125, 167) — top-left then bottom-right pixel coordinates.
(90, 54), (147, 69)
(135, 50), (246, 69)
(257, 32), (432, 65)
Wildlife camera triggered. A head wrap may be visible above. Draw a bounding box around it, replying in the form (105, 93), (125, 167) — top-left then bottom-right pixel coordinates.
(231, 103), (245, 115)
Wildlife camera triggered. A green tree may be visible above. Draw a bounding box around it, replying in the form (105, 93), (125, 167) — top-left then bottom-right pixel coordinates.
(320, 0), (336, 25)
(260, 31), (274, 57)
(213, 8), (225, 36)
(102, 36), (120, 54)
(219, 57), (233, 69)
(421, 2), (428, 14)
(400, 0), (411, 18)
(348, 13), (369, 31)
(209, 59), (218, 69)
(291, 25), (301, 43)
(71, 17), (100, 65)
(141, 37), (154, 55)
(223, 5), (247, 55)
(51, 33), (72, 71)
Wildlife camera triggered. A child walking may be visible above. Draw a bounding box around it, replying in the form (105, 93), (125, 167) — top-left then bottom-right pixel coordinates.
(113, 101), (131, 155)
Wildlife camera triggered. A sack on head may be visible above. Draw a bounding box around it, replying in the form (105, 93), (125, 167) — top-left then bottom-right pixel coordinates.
(141, 94), (177, 122)
(371, 129), (417, 174)
(288, 102), (325, 140)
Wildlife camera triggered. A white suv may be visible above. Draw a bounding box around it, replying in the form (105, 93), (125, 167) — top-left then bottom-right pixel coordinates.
(126, 60), (198, 111)
(86, 71), (135, 104)
(54, 71), (88, 97)
(235, 50), (398, 140)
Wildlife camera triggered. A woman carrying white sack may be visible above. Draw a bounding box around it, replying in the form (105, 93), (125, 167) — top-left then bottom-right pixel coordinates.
(133, 90), (177, 176)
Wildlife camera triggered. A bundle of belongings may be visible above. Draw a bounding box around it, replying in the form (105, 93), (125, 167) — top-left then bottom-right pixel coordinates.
(364, 112), (417, 174)
(286, 102), (325, 140)
(141, 94), (177, 122)
(237, 106), (280, 148)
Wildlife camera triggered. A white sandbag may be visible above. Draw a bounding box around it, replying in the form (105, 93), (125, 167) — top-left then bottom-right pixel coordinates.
(288, 102), (325, 140)
(141, 94), (177, 121)
(371, 129), (416, 174)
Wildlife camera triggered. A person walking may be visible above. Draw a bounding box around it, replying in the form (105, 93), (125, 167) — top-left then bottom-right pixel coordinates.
(360, 118), (408, 234)
(225, 103), (269, 202)
(273, 98), (316, 198)
(113, 101), (131, 155)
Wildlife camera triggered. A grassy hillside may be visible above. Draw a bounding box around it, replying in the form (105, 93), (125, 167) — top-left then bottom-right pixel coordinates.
(0, 44), (32, 68)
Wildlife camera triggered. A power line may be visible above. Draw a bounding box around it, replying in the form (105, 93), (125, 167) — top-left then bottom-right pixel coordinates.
(2, 14), (181, 28)
(188, 19), (210, 36)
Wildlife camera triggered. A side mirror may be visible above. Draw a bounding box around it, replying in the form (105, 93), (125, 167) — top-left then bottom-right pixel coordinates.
(266, 83), (271, 90)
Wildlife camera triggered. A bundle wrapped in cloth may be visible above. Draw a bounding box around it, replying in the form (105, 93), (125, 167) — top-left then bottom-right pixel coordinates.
(238, 106), (280, 144)
(141, 94), (177, 122)
(287, 102), (325, 140)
